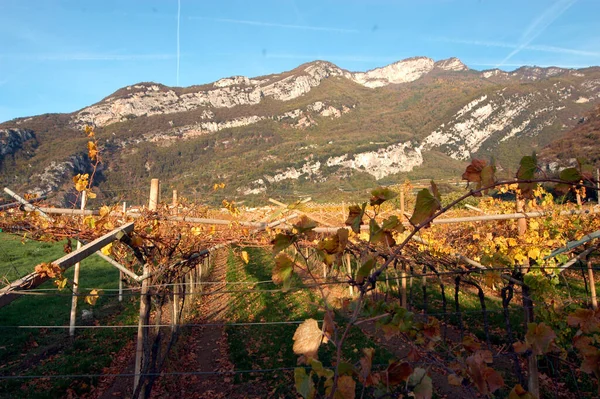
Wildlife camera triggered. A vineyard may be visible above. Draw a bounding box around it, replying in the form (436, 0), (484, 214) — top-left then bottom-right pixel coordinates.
(1, 129), (600, 399)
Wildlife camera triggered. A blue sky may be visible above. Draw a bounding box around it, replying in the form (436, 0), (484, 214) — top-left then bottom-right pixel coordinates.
(1, 0), (599, 123)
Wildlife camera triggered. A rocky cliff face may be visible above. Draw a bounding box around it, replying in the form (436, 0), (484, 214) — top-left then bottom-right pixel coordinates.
(0, 128), (37, 163)
(72, 57), (466, 129)
(3, 56), (600, 203)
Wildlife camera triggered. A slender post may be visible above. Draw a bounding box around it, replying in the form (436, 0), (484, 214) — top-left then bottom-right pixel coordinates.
(401, 265), (407, 308)
(148, 178), (159, 210)
(172, 280), (180, 332)
(134, 263), (150, 393)
(172, 190), (178, 207)
(345, 254), (353, 297)
(523, 285), (539, 397)
(69, 190), (87, 337)
(122, 201), (126, 214)
(118, 271), (123, 302)
(588, 256), (598, 310)
(597, 168), (600, 205)
(516, 196), (530, 273)
(400, 190), (405, 220)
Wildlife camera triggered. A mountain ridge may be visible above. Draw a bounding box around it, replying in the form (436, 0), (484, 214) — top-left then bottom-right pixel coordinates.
(1, 56), (599, 205)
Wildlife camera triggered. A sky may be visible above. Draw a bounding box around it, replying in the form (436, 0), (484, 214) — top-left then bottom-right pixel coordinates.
(1, 0), (599, 123)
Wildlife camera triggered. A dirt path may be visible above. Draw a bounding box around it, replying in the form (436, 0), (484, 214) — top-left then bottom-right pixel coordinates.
(148, 252), (237, 399)
(92, 252), (237, 399)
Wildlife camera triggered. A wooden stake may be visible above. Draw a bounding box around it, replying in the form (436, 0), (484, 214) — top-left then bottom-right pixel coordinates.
(523, 285), (539, 397)
(69, 190), (87, 337)
(149, 178), (159, 210)
(122, 201), (126, 214)
(588, 257), (598, 310)
(401, 265), (407, 308)
(134, 263), (150, 393)
(173, 280), (180, 332)
(597, 168), (599, 205)
(119, 271), (123, 302)
(172, 190), (178, 207)
(400, 190), (405, 220)
(345, 254), (353, 297)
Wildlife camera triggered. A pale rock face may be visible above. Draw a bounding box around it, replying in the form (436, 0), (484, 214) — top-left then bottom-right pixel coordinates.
(435, 57), (469, 71)
(326, 143), (424, 179)
(575, 97), (590, 103)
(73, 57), (474, 128)
(351, 57), (435, 88)
(422, 92), (539, 159)
(213, 76), (251, 88)
(482, 69), (510, 79)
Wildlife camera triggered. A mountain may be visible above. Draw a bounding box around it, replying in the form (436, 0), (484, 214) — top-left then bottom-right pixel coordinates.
(1, 56), (599, 205)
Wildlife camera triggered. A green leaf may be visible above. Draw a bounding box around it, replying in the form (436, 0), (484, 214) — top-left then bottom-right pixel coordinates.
(356, 257), (376, 284)
(345, 203), (366, 234)
(481, 164), (496, 188)
(294, 368), (315, 399)
(273, 253), (294, 291)
(559, 167), (582, 183)
(409, 368), (433, 399)
(272, 233), (295, 254)
(409, 189), (441, 226)
(370, 187), (397, 206)
(517, 155), (538, 198)
(310, 358), (334, 379)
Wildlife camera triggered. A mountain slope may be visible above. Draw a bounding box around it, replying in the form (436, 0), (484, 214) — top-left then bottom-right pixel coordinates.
(1, 57), (599, 205)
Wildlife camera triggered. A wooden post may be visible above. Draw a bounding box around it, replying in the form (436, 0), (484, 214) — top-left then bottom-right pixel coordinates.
(149, 178), (159, 210)
(69, 190), (87, 337)
(345, 254), (353, 297)
(597, 169), (599, 205)
(122, 201), (126, 214)
(588, 257), (598, 310)
(576, 192), (583, 206)
(119, 271), (123, 302)
(172, 190), (178, 207)
(400, 190), (405, 220)
(172, 280), (180, 332)
(523, 285), (539, 398)
(134, 264), (150, 393)
(401, 264), (407, 308)
(516, 196), (530, 274)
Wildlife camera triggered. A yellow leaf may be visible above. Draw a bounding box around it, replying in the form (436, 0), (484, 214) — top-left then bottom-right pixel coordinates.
(85, 289), (103, 306)
(55, 277), (68, 291)
(241, 251), (250, 264)
(86, 191), (97, 199)
(99, 205), (111, 218)
(191, 226), (202, 236)
(101, 243), (112, 256)
(87, 141), (98, 161)
(528, 247), (541, 260)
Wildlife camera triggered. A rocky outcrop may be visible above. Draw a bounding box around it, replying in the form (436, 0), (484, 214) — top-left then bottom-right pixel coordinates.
(72, 57), (465, 128)
(435, 57), (469, 71)
(0, 128), (37, 162)
(31, 153), (95, 197)
(351, 57), (435, 88)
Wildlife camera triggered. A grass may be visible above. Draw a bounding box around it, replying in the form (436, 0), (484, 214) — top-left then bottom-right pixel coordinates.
(224, 247), (395, 397)
(0, 233), (139, 398)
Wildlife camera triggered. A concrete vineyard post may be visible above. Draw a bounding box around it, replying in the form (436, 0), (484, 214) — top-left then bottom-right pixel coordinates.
(149, 178), (159, 211)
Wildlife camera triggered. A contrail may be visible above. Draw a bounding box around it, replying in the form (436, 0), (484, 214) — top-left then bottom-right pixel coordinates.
(189, 16), (359, 34)
(176, 0), (181, 86)
(431, 37), (599, 57)
(497, 0), (578, 67)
